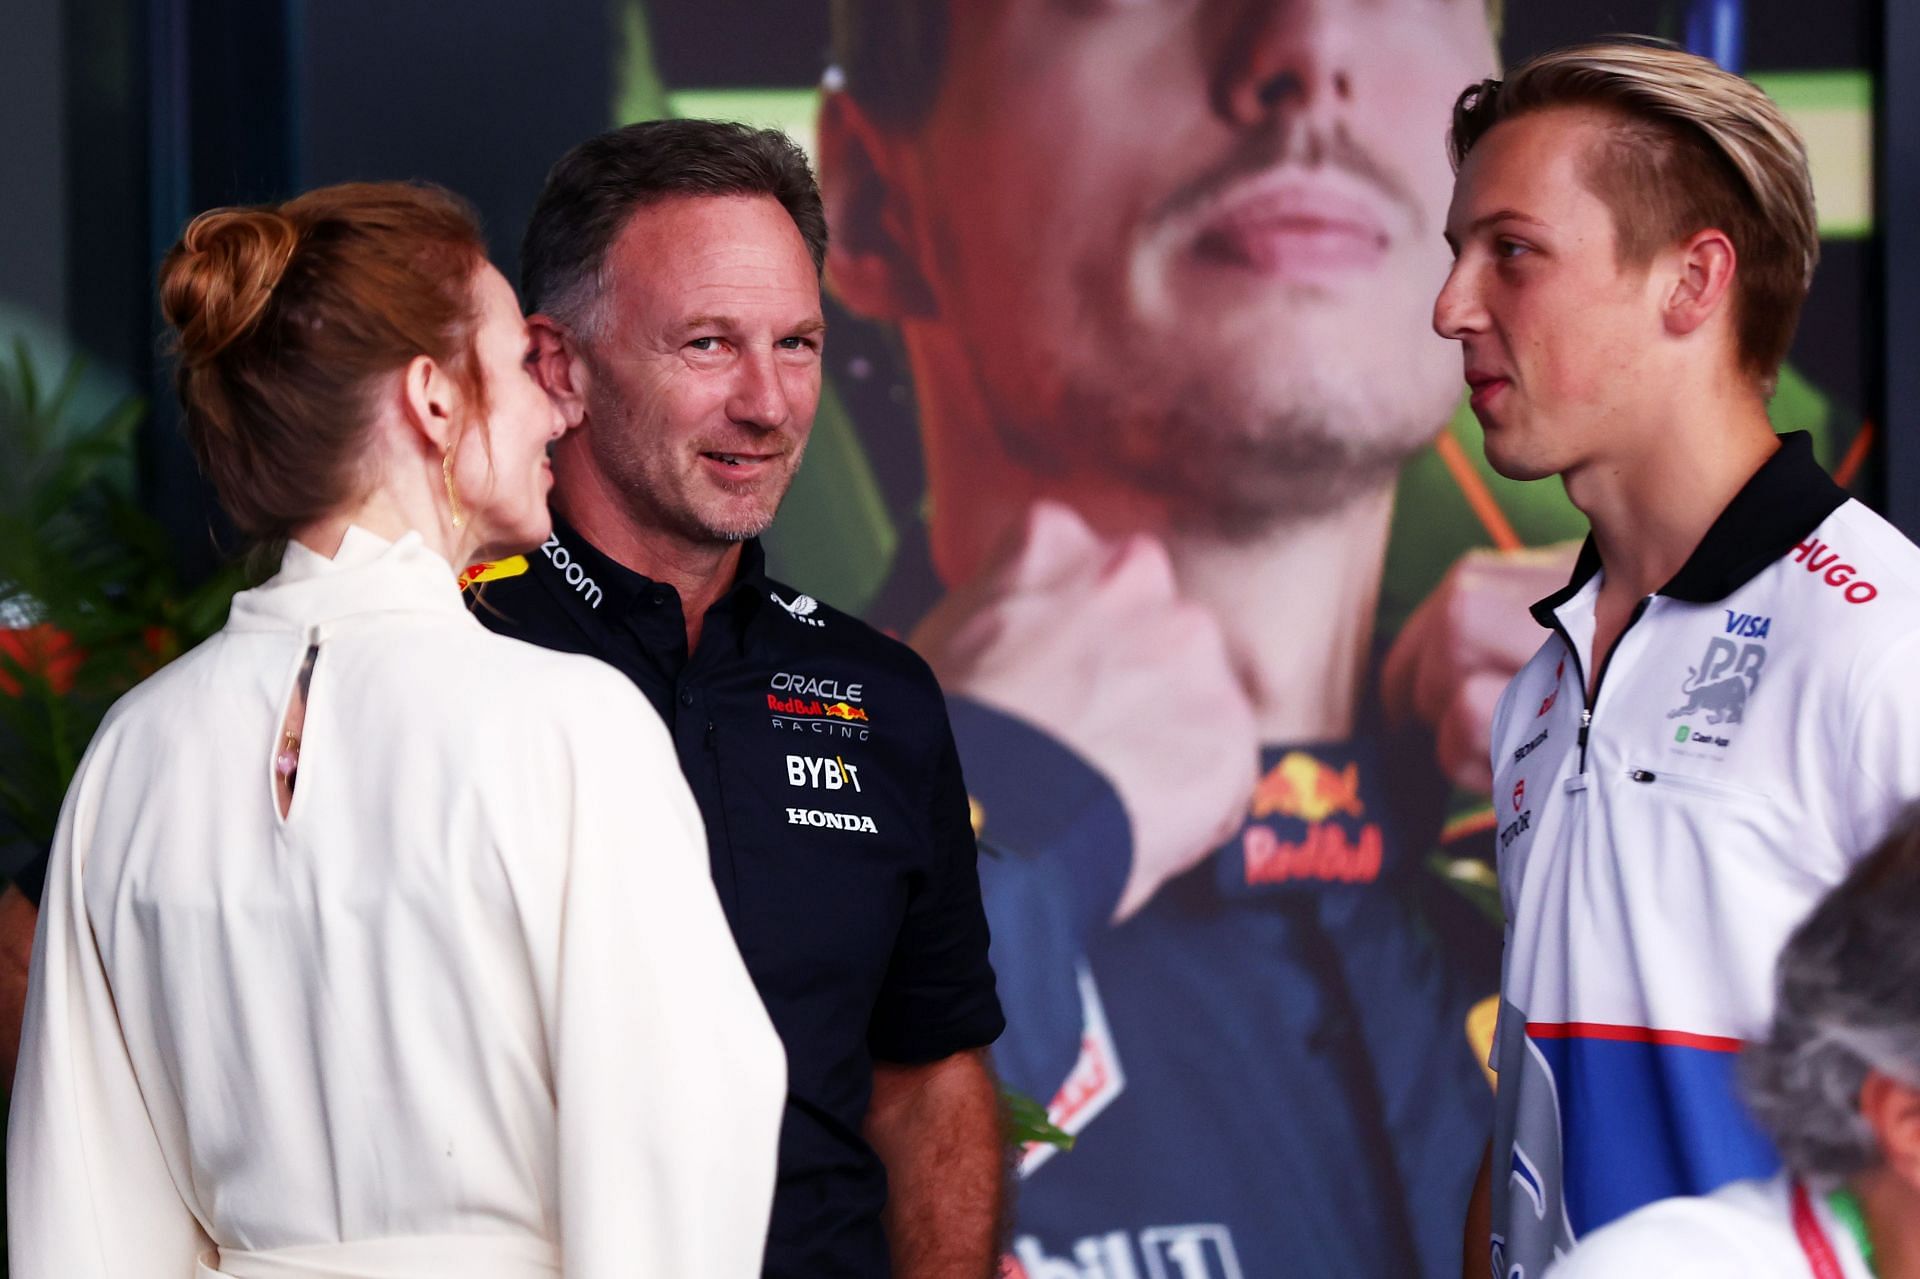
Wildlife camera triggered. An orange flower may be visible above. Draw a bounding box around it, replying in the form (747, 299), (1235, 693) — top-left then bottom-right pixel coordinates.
(136, 625), (180, 676)
(0, 624), (83, 697)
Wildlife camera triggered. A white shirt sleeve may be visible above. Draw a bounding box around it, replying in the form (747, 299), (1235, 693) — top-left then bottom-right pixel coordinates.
(1544, 1189), (1801, 1279)
(7, 745), (215, 1277)
(536, 676), (787, 1279)
(1841, 629), (1920, 857)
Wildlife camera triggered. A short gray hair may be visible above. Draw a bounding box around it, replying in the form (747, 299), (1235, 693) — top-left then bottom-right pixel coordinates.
(1741, 805), (1920, 1184)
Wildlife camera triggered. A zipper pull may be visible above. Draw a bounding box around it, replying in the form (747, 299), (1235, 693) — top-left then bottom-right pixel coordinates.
(1578, 707), (1592, 750)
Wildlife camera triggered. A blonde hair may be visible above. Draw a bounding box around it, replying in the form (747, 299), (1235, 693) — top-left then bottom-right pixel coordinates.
(1449, 40), (1817, 394)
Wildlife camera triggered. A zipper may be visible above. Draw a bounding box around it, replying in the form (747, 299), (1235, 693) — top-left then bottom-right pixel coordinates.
(1623, 766), (1770, 803)
(1548, 595), (1653, 774)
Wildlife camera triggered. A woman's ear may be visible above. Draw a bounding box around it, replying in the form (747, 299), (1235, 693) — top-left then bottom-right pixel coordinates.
(399, 353), (460, 452)
(818, 89), (938, 322)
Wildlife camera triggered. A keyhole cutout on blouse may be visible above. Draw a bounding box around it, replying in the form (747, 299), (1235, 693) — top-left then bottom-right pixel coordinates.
(275, 643), (320, 819)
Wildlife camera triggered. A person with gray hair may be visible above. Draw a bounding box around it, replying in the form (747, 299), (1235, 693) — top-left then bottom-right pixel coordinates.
(472, 117), (1007, 1278)
(1548, 805), (1920, 1277)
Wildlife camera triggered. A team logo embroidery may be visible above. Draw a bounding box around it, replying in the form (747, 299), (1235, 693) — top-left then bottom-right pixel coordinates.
(768, 689), (872, 740)
(786, 807), (878, 834)
(786, 754), (863, 792)
(1241, 752), (1382, 887)
(770, 672), (862, 703)
(538, 532), (603, 608)
(771, 591), (825, 626)
(1667, 629), (1768, 726)
(456, 556), (527, 591)
(1537, 658), (1564, 718)
(1790, 537), (1878, 604)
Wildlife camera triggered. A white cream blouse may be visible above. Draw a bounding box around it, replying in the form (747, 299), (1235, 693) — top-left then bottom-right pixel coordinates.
(7, 528), (786, 1278)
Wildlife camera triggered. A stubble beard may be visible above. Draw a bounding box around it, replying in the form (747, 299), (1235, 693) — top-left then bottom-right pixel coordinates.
(587, 392), (801, 546)
(954, 220), (1460, 540)
(984, 345), (1449, 541)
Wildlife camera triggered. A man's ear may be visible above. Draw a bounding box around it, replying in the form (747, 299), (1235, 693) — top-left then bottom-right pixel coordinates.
(1661, 227), (1739, 341)
(818, 89), (938, 323)
(1861, 1070), (1920, 1191)
(528, 314), (590, 432)
(399, 353), (459, 453)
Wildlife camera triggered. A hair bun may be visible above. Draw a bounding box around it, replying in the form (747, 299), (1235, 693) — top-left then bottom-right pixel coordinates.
(160, 206), (301, 366)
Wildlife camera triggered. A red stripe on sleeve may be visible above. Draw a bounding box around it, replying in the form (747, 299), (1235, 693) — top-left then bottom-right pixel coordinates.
(1524, 1021), (1746, 1053)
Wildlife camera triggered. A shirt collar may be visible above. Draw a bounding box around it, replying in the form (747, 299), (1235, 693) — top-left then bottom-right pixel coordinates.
(541, 511), (771, 628)
(227, 526), (468, 631)
(1531, 431), (1847, 626)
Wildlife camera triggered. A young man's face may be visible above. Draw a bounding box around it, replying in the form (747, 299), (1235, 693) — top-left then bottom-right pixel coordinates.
(574, 194), (825, 546)
(879, 0), (1496, 536)
(1435, 107), (1670, 481)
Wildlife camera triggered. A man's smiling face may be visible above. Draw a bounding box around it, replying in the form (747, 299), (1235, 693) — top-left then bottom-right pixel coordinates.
(579, 193), (826, 545)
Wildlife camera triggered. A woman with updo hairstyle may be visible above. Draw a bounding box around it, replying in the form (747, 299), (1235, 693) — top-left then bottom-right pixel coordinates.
(7, 182), (785, 1279)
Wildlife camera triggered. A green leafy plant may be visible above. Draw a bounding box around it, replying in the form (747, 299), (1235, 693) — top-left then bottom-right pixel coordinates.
(1002, 1084), (1074, 1153)
(0, 340), (244, 874)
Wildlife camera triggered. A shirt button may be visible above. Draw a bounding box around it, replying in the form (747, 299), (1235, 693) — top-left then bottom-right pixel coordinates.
(679, 689), (694, 706)
(649, 589), (666, 606)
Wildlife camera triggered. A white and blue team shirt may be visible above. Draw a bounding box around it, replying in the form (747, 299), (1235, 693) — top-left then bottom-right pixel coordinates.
(1486, 433), (1920, 1279)
(1547, 1174), (1873, 1279)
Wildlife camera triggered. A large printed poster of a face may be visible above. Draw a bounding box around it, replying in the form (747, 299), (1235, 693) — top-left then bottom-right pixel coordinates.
(634, 1), (1872, 1274)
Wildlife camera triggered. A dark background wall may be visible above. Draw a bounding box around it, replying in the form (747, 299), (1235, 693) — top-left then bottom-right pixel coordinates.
(0, 0), (1909, 562)
(0, 0), (69, 337)
(297, 0), (612, 287)
(0, 0), (614, 580)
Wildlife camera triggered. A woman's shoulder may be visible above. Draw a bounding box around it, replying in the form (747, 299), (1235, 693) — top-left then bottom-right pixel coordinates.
(91, 628), (239, 737)
(383, 623), (656, 730)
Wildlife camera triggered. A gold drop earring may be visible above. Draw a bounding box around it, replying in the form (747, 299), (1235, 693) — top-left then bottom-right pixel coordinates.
(443, 445), (465, 529)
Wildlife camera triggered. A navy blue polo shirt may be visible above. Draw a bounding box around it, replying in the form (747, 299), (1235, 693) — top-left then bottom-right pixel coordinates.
(471, 516), (1004, 1278)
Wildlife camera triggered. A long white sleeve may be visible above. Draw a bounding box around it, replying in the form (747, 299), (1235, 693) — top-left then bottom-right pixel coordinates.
(8, 743), (214, 1278)
(534, 675), (786, 1278)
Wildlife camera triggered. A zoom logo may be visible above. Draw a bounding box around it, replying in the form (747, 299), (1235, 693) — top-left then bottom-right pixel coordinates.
(538, 532), (602, 609)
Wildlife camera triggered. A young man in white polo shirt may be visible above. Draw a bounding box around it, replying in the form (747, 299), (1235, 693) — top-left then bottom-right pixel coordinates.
(1553, 804), (1920, 1279)
(1433, 40), (1920, 1279)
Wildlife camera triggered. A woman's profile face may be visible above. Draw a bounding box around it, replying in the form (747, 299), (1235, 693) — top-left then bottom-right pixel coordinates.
(456, 263), (569, 557)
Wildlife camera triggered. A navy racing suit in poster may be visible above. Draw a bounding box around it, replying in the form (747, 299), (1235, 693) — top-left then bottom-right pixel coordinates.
(950, 686), (1499, 1279)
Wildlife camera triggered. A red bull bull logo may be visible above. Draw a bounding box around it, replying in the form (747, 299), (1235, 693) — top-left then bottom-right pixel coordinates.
(1243, 820), (1384, 886)
(1250, 751), (1365, 823)
(769, 693), (876, 729)
(1538, 658), (1565, 717)
(456, 556), (528, 591)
